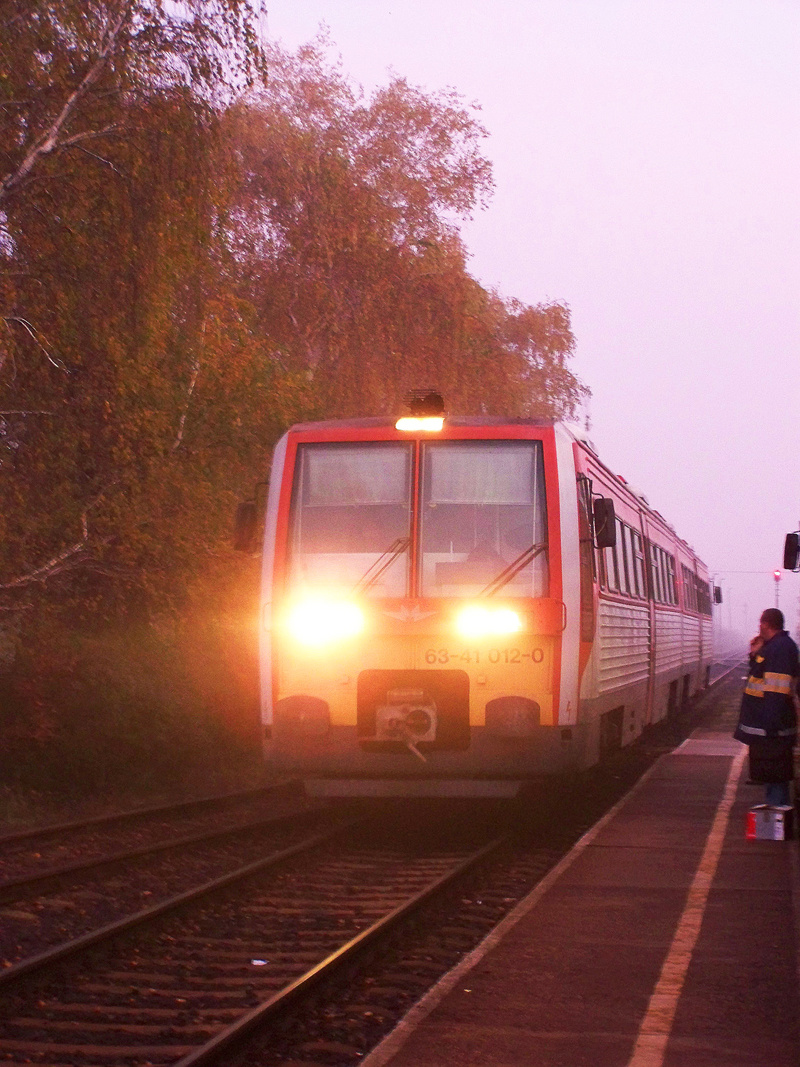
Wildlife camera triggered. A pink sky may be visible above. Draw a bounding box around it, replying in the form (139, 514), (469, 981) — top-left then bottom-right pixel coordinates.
(268, 0), (800, 642)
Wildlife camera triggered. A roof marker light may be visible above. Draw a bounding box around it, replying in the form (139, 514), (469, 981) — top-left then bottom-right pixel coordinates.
(396, 416), (444, 432)
(396, 389), (445, 432)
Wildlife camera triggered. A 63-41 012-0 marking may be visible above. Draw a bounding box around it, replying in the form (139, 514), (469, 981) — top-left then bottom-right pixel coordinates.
(424, 648), (545, 665)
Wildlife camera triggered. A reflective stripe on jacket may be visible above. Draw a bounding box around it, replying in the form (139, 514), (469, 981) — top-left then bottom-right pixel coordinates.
(734, 630), (799, 743)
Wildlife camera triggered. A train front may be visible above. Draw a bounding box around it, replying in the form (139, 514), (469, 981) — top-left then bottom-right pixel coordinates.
(261, 412), (579, 796)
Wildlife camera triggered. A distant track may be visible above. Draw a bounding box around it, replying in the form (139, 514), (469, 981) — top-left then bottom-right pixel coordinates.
(0, 805), (326, 906)
(0, 780), (299, 848)
(709, 652), (746, 685)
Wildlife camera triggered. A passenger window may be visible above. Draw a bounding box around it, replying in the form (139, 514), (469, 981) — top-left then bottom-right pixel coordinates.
(616, 518), (630, 595)
(650, 545), (663, 603)
(659, 554), (670, 605)
(666, 555), (677, 604)
(604, 545), (619, 592)
(631, 531), (646, 598)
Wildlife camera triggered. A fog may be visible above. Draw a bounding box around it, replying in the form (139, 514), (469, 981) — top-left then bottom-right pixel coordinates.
(268, 0), (800, 649)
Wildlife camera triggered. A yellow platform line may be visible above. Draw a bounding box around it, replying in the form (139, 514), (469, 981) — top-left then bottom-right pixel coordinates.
(626, 746), (747, 1067)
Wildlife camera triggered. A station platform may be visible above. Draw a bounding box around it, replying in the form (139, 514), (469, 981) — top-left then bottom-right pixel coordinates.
(363, 695), (800, 1066)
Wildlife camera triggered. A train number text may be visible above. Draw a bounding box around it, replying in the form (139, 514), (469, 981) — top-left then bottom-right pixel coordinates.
(424, 647), (544, 666)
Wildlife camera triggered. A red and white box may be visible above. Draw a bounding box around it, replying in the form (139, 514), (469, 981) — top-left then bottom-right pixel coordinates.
(746, 805), (795, 841)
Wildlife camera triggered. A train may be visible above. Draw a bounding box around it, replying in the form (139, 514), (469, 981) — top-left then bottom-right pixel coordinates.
(235, 394), (714, 796)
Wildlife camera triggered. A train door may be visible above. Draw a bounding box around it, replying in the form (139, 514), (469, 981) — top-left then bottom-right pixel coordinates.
(642, 517), (656, 724)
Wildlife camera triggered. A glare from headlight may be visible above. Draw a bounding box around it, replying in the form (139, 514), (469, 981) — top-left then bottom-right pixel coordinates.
(456, 606), (522, 637)
(286, 599), (365, 646)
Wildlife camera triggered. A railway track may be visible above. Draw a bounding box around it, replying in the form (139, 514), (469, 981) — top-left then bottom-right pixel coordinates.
(0, 810), (505, 1066)
(225, 669), (753, 1067)
(0, 673), (745, 1066)
(0, 803), (336, 971)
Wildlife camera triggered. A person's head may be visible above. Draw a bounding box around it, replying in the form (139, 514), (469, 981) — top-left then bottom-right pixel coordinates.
(759, 608), (784, 640)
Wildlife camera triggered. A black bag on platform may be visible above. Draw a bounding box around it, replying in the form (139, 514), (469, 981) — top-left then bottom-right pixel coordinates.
(748, 736), (795, 784)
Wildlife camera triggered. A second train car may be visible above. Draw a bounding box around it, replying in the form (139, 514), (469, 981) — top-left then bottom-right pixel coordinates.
(241, 404), (713, 796)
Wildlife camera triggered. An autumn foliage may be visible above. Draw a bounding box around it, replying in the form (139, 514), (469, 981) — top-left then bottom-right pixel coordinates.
(0, 4), (586, 800)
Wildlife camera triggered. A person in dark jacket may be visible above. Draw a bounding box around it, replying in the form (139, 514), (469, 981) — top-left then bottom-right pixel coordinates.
(734, 608), (799, 806)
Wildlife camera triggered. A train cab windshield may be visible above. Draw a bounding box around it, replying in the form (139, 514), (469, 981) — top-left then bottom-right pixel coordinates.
(420, 441), (548, 598)
(287, 438), (548, 599)
(288, 442), (412, 597)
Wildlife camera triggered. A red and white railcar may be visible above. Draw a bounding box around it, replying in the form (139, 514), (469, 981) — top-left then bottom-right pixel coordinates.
(250, 413), (712, 796)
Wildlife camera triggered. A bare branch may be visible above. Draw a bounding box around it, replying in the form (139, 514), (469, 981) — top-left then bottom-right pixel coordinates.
(59, 124), (119, 151)
(172, 356), (201, 452)
(76, 145), (125, 178)
(3, 317), (66, 370)
(0, 486), (114, 590)
(0, 537), (90, 590)
(0, 3), (133, 206)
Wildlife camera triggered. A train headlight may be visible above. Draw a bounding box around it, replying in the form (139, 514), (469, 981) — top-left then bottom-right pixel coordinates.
(456, 606), (522, 638)
(285, 599), (365, 646)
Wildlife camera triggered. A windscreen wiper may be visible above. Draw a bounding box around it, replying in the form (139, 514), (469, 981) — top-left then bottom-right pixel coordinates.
(353, 537), (411, 595)
(479, 542), (548, 597)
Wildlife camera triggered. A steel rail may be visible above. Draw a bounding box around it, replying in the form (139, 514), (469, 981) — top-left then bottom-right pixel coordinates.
(0, 780), (298, 848)
(173, 833), (507, 1067)
(0, 804), (327, 904)
(0, 819), (362, 991)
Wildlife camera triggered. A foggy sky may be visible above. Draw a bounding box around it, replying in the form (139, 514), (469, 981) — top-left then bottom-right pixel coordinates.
(268, 0), (800, 644)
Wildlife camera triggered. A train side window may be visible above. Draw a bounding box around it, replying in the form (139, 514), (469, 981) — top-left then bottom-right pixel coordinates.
(659, 552), (670, 605)
(699, 579), (712, 615)
(616, 518), (631, 595)
(650, 545), (663, 603)
(694, 574), (706, 614)
(666, 554), (677, 604)
(631, 530), (646, 598)
(598, 546), (607, 589)
(623, 525), (635, 596)
(604, 544), (619, 592)
(682, 565), (697, 612)
(656, 548), (664, 604)
(576, 475), (597, 579)
(575, 475), (596, 640)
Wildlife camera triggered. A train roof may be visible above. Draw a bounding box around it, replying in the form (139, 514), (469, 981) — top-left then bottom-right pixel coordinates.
(287, 415), (556, 432)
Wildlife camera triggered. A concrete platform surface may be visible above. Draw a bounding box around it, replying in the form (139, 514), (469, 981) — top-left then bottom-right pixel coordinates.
(362, 728), (800, 1067)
